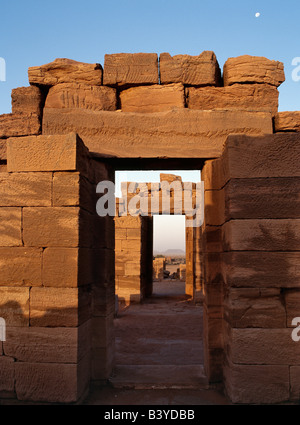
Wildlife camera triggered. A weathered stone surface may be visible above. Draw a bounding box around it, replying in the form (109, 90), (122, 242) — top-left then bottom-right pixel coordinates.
(45, 83), (117, 111)
(0, 248), (42, 286)
(0, 172), (52, 207)
(42, 108), (272, 158)
(92, 341), (115, 380)
(92, 315), (114, 349)
(223, 55), (285, 87)
(0, 140), (6, 160)
(7, 133), (89, 174)
(53, 172), (80, 207)
(4, 322), (90, 363)
(42, 247), (97, 287)
(42, 248), (79, 287)
(23, 207), (79, 247)
(160, 51), (221, 86)
(53, 172), (95, 213)
(274, 111), (300, 132)
(0, 113), (41, 138)
(290, 367), (300, 401)
(28, 58), (102, 86)
(30, 287), (91, 327)
(187, 84), (279, 116)
(120, 83), (185, 113)
(284, 289), (300, 326)
(0, 208), (22, 246)
(202, 133), (300, 189)
(0, 357), (15, 393)
(227, 328), (300, 365)
(222, 219), (300, 251)
(224, 288), (286, 328)
(11, 86), (43, 115)
(224, 360), (289, 404)
(223, 251), (300, 288)
(0, 287), (30, 326)
(160, 173), (182, 183)
(223, 178), (300, 219)
(204, 189), (226, 226)
(103, 53), (158, 87)
(15, 355), (90, 403)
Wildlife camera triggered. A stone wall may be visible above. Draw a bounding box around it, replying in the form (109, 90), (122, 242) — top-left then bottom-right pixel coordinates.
(115, 216), (153, 304)
(0, 133), (115, 403)
(0, 51), (299, 404)
(201, 133), (300, 404)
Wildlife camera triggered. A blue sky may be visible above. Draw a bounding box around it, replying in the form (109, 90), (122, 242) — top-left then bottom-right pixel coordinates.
(0, 0), (300, 113)
(1, 0), (299, 251)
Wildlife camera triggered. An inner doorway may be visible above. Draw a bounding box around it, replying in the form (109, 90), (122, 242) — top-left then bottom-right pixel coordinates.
(153, 215), (186, 297)
(111, 169), (206, 389)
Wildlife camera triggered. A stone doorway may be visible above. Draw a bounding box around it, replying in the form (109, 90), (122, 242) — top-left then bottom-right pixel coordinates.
(112, 170), (206, 389)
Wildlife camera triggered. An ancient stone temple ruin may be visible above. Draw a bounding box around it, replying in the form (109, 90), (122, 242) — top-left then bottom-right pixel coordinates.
(0, 52), (299, 404)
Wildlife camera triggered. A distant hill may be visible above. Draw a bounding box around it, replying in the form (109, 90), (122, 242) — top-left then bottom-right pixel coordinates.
(154, 249), (185, 256)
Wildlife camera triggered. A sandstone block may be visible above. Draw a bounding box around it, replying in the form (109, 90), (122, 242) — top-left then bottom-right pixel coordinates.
(0, 357), (15, 393)
(28, 58), (102, 86)
(223, 178), (300, 219)
(30, 287), (91, 327)
(0, 208), (22, 246)
(126, 228), (140, 239)
(45, 83), (117, 111)
(204, 189), (225, 226)
(187, 84), (279, 116)
(43, 247), (79, 287)
(23, 207), (79, 247)
(0, 172), (52, 207)
(224, 287), (286, 328)
(223, 55), (285, 87)
(0, 140), (6, 160)
(121, 239), (141, 252)
(7, 133), (89, 174)
(160, 51), (221, 86)
(115, 216), (141, 229)
(0, 113), (41, 138)
(0, 287), (30, 326)
(103, 53), (158, 87)
(290, 366), (300, 401)
(224, 360), (289, 404)
(15, 355), (90, 403)
(92, 341), (115, 380)
(53, 172), (95, 213)
(222, 219), (300, 251)
(4, 322), (90, 363)
(11, 86), (43, 116)
(223, 251), (300, 288)
(42, 108), (272, 158)
(0, 163), (7, 173)
(120, 83), (185, 113)
(92, 283), (115, 317)
(92, 315), (114, 349)
(124, 262), (141, 276)
(227, 328), (300, 365)
(202, 133), (300, 189)
(0, 248), (42, 286)
(53, 172), (80, 207)
(274, 111), (300, 132)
